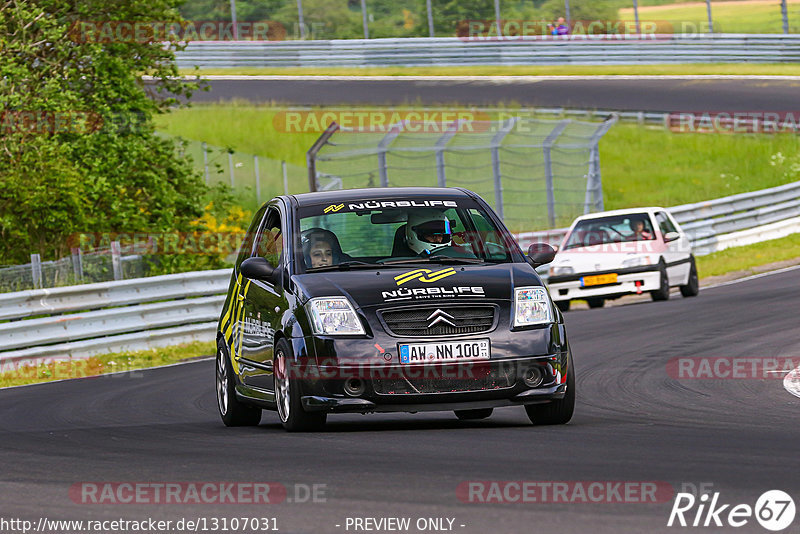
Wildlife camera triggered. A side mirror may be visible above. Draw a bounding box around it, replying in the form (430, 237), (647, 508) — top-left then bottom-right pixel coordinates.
(664, 231), (680, 242)
(527, 243), (556, 267)
(240, 256), (275, 281)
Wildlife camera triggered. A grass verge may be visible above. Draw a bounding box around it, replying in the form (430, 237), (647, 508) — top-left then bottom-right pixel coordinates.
(180, 63), (800, 77)
(0, 341), (215, 388)
(697, 232), (800, 278)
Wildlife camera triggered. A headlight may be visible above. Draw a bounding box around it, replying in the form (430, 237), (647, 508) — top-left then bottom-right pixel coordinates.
(622, 256), (652, 268)
(549, 266), (574, 276)
(305, 297), (366, 336)
(514, 286), (554, 327)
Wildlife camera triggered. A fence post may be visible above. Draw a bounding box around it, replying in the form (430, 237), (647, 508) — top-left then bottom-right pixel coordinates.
(71, 247), (84, 283)
(228, 152), (235, 188)
(543, 119), (570, 227)
(378, 121), (404, 188)
(360, 0), (369, 39)
(31, 253), (42, 289)
(434, 120), (463, 188)
(202, 142), (209, 185)
(490, 117), (518, 222)
(583, 114), (618, 214)
(781, 0), (789, 34)
(426, 0), (434, 37)
(297, 0), (306, 38)
(111, 241), (123, 281)
(307, 122), (341, 192)
(494, 0), (502, 37)
(632, 0), (641, 34)
(254, 155), (261, 204)
(705, 0), (713, 33)
(282, 160), (289, 195)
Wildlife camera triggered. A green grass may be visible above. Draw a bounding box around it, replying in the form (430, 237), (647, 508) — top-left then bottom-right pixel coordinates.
(156, 103), (800, 226)
(0, 341), (215, 388)
(619, 0), (800, 34)
(180, 63), (800, 77)
(697, 232), (800, 278)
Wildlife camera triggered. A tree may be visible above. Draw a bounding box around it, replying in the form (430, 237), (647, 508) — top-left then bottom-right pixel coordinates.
(0, 0), (206, 264)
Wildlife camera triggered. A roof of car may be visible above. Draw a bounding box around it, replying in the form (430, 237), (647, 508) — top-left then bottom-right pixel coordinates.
(290, 187), (473, 207)
(572, 207), (667, 222)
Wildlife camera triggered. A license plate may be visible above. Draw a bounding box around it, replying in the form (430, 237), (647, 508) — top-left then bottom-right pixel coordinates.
(581, 273), (618, 287)
(399, 339), (490, 365)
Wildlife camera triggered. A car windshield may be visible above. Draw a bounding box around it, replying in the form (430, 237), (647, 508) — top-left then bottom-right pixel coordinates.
(563, 214), (656, 250)
(297, 199), (515, 271)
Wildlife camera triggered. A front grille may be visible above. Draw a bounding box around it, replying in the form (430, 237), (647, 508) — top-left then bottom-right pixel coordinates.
(380, 305), (496, 337)
(372, 362), (516, 395)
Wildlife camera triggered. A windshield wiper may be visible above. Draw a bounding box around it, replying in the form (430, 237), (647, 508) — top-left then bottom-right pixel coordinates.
(307, 261), (382, 272)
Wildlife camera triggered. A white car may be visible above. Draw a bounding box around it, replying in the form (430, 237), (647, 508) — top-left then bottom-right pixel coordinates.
(547, 208), (699, 311)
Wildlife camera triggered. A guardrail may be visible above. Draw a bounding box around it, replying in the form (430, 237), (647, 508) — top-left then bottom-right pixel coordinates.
(0, 270), (231, 366)
(2, 179), (799, 365)
(175, 34), (800, 68)
(515, 179), (800, 256)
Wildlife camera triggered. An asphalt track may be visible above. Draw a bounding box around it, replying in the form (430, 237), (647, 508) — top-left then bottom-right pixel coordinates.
(191, 76), (800, 111)
(2, 268), (799, 533)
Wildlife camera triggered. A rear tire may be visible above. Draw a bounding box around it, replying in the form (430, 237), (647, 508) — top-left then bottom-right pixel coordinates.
(680, 257), (700, 297)
(525, 351), (575, 425)
(454, 408), (493, 420)
(586, 298), (605, 309)
(556, 300), (570, 312)
(216, 340), (262, 427)
(650, 261), (670, 301)
(274, 338), (327, 432)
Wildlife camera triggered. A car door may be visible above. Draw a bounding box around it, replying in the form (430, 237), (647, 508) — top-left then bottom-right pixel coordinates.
(239, 205), (289, 393)
(654, 211), (689, 285)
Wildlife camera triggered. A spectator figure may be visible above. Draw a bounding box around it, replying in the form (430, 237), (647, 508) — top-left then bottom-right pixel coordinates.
(556, 17), (569, 35)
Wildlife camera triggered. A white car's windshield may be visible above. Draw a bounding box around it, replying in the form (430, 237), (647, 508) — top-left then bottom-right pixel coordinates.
(563, 214), (656, 250)
(297, 201), (514, 271)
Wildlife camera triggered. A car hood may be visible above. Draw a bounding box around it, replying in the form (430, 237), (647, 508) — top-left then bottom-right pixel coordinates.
(291, 262), (542, 308)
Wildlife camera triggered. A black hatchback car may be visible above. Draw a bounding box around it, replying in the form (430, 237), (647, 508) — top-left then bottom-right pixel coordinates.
(216, 187), (574, 431)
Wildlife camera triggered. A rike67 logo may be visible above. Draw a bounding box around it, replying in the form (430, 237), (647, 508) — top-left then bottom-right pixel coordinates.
(668, 490), (796, 531)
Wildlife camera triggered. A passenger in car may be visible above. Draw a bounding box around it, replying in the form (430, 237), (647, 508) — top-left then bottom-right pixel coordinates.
(301, 228), (351, 268)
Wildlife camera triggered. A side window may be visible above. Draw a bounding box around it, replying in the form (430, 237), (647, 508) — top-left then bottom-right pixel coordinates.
(236, 205), (268, 269)
(254, 208), (283, 267)
(656, 212), (678, 238)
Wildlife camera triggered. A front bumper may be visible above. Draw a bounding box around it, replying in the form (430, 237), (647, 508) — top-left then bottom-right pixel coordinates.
(548, 268), (660, 301)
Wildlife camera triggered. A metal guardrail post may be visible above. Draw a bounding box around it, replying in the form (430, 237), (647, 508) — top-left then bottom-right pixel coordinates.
(426, 0), (434, 37)
(705, 0), (714, 33)
(31, 254), (42, 289)
(490, 117), (519, 222)
(111, 241), (123, 281)
(282, 160), (289, 195)
(781, 0), (789, 34)
(297, 0), (306, 39)
(71, 248), (84, 282)
(254, 155), (261, 204)
(202, 142), (209, 185)
(542, 119), (570, 227)
(360, 0), (369, 39)
(228, 152), (235, 188)
(307, 122), (340, 192)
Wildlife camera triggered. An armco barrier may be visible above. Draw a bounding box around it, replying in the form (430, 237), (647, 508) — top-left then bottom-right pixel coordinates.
(2, 180), (799, 364)
(175, 35), (800, 69)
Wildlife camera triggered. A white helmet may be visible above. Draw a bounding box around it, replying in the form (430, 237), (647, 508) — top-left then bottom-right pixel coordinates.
(405, 209), (452, 255)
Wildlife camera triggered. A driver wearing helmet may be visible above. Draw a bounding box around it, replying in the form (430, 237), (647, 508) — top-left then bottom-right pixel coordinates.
(404, 209), (475, 258)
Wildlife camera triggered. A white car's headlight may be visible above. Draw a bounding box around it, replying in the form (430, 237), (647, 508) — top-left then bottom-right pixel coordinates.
(514, 286), (554, 327)
(622, 256), (653, 268)
(306, 297), (366, 335)
(549, 265), (574, 276)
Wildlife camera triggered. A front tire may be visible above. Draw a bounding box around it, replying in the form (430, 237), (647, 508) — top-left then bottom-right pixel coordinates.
(525, 351), (575, 425)
(274, 338), (327, 432)
(454, 408), (493, 420)
(650, 261), (670, 301)
(586, 298), (605, 309)
(680, 257), (700, 297)
(216, 340), (262, 427)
